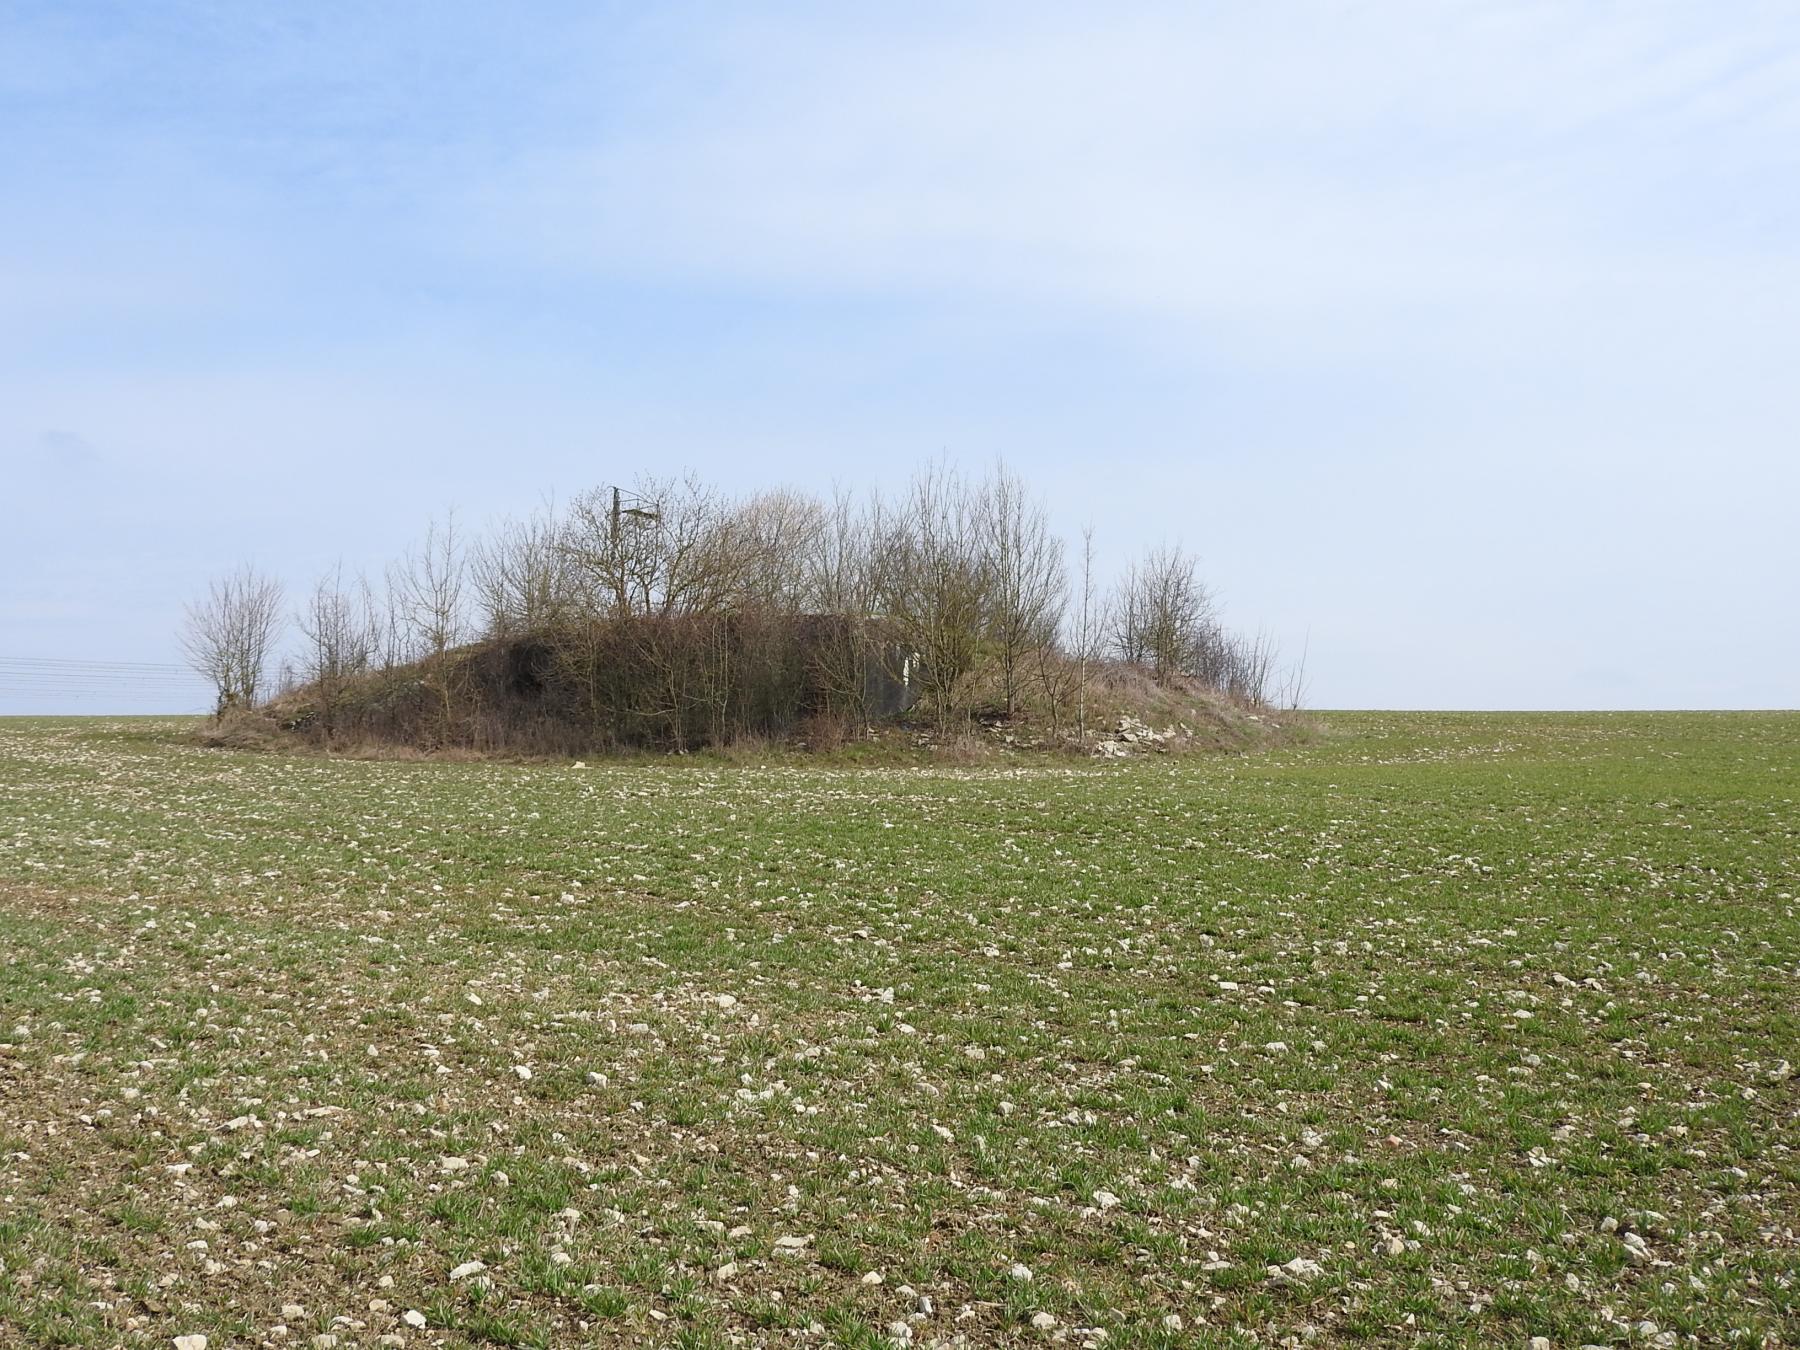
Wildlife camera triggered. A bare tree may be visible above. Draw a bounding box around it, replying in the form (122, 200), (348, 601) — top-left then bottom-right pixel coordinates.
(564, 475), (749, 619)
(1277, 629), (1311, 710)
(563, 486), (643, 619)
(1223, 628), (1278, 704)
(181, 564), (285, 714)
(1111, 544), (1213, 684)
(394, 514), (467, 660)
(872, 463), (991, 724)
(983, 463), (1066, 717)
(392, 515), (467, 739)
(733, 488), (824, 614)
(298, 563), (379, 735)
(470, 504), (577, 638)
(372, 566), (409, 673)
(1075, 524), (1099, 739)
(803, 486), (880, 723)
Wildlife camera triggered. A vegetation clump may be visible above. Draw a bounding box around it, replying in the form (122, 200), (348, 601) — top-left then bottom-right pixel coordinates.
(185, 462), (1298, 756)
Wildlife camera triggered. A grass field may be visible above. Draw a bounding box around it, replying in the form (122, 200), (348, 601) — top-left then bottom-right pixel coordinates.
(0, 713), (1795, 1349)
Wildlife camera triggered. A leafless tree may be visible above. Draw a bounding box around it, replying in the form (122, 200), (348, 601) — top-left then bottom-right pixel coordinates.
(1277, 629), (1311, 710)
(1074, 524), (1100, 739)
(1223, 628), (1278, 704)
(564, 474), (750, 619)
(872, 463), (991, 724)
(802, 486), (880, 723)
(299, 563), (379, 735)
(1187, 617), (1230, 689)
(733, 488), (824, 613)
(392, 515), (468, 739)
(394, 514), (467, 660)
(983, 463), (1066, 717)
(181, 564), (285, 714)
(372, 566), (408, 673)
(470, 504), (577, 638)
(1111, 544), (1213, 684)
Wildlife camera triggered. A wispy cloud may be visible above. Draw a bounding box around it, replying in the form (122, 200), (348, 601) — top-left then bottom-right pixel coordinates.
(464, 6), (1800, 325)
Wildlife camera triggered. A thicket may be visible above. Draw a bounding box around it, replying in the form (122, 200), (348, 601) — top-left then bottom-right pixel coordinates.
(182, 462), (1295, 752)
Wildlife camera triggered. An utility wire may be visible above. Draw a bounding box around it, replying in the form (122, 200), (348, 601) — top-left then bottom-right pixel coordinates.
(0, 655), (216, 711)
(0, 657), (197, 672)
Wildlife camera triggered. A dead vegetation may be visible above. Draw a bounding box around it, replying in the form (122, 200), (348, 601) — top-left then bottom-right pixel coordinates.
(201, 656), (1304, 765)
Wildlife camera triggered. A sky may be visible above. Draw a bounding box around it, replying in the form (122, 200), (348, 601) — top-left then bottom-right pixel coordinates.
(3, 0), (1797, 712)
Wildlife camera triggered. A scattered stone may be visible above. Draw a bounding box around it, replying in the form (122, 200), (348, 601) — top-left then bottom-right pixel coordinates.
(174, 1338), (208, 1350)
(1092, 1190), (1120, 1210)
(402, 1311), (427, 1329)
(1009, 1263), (1034, 1282)
(713, 1262), (738, 1282)
(449, 1260), (487, 1281)
(1268, 1256), (1324, 1284)
(1031, 1311), (1057, 1330)
(1529, 1338), (1551, 1350)
(512, 1064), (532, 1081)
(281, 1304), (305, 1320)
(862, 1270), (884, 1285)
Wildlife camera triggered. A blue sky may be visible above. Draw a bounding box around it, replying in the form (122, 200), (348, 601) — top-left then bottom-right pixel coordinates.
(3, 1), (1797, 712)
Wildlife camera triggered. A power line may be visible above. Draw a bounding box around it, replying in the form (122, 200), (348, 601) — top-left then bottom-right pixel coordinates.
(0, 689), (209, 703)
(0, 656), (195, 672)
(0, 677), (208, 686)
(0, 655), (217, 713)
(0, 665), (208, 678)
(0, 673), (210, 680)
(0, 660), (209, 678)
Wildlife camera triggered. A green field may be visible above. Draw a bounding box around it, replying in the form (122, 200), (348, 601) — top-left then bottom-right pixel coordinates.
(1, 713), (1795, 1348)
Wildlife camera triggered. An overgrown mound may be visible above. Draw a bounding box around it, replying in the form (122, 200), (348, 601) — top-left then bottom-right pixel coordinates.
(182, 463), (1307, 761)
(201, 624), (1300, 760)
